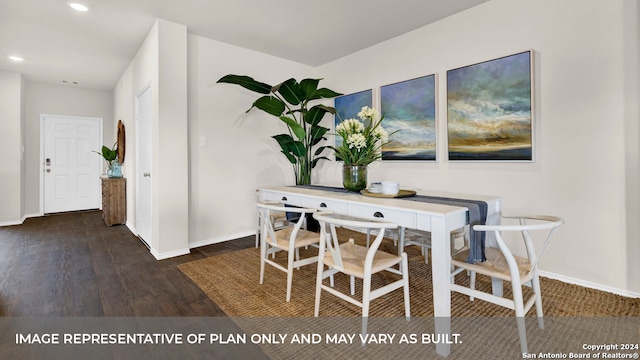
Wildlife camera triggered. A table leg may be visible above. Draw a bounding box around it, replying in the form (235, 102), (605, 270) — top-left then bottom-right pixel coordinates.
(398, 226), (405, 257)
(431, 217), (451, 356)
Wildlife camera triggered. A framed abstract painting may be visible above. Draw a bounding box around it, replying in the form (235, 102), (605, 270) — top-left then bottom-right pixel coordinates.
(447, 50), (534, 161)
(333, 89), (373, 148)
(380, 74), (437, 161)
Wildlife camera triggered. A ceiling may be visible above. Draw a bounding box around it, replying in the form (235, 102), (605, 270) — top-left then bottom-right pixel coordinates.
(0, 0), (489, 91)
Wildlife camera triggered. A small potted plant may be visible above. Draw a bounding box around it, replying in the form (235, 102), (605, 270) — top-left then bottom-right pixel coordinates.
(94, 142), (121, 178)
(332, 106), (393, 191)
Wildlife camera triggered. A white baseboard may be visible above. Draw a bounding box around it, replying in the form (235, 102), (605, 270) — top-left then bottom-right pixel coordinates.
(189, 230), (256, 249)
(150, 247), (191, 260)
(539, 270), (640, 298)
(24, 213), (41, 220)
(125, 221), (138, 236)
(0, 213), (41, 227)
(0, 219), (22, 227)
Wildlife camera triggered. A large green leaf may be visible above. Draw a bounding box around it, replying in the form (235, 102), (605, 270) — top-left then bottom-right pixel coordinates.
(252, 96), (285, 116)
(274, 78), (303, 106)
(309, 125), (329, 143)
(272, 134), (295, 148)
(314, 145), (331, 156)
(316, 104), (338, 115)
(280, 150), (297, 164)
(279, 116), (306, 141)
(305, 105), (329, 126)
(311, 156), (330, 168)
(217, 75), (272, 94)
(312, 88), (343, 100)
(272, 134), (305, 158)
(101, 145), (117, 162)
(300, 78), (320, 99)
(289, 141), (306, 157)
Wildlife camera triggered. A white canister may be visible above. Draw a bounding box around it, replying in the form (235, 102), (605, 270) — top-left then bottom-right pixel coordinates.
(381, 181), (399, 195)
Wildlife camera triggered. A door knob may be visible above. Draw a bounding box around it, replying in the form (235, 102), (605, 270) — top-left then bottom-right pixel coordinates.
(143, 172), (151, 177)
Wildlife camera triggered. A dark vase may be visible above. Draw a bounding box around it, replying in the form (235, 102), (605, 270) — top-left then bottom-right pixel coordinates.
(342, 165), (367, 192)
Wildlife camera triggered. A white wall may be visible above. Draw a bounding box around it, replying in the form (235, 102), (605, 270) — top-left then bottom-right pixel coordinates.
(23, 82), (113, 216)
(0, 71), (24, 224)
(156, 20), (189, 257)
(623, 0), (640, 298)
(309, 0), (638, 294)
(113, 19), (159, 238)
(187, 35), (313, 246)
(1, 75), (113, 224)
(113, 19), (190, 259)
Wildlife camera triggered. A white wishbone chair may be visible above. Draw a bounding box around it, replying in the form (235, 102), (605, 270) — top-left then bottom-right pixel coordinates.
(257, 202), (320, 302)
(312, 212), (410, 323)
(450, 214), (564, 354)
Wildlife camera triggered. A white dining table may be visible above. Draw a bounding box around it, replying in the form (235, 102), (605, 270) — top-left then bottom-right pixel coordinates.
(257, 185), (501, 357)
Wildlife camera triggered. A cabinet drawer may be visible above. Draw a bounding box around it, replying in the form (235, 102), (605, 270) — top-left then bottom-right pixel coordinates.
(269, 192), (348, 213)
(348, 203), (416, 228)
(309, 198), (348, 213)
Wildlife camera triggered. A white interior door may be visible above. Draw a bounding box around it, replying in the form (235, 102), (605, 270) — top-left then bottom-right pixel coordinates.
(136, 85), (153, 243)
(43, 115), (101, 214)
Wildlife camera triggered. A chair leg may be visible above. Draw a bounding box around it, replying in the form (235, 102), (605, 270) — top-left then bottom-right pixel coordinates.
(512, 279), (528, 354)
(360, 274), (371, 340)
(286, 248), (295, 302)
(350, 276), (355, 296)
(401, 254), (411, 319)
(362, 273), (372, 319)
(531, 272), (545, 329)
(516, 316), (528, 354)
(259, 241), (267, 285)
(314, 268), (323, 317)
(469, 271), (476, 301)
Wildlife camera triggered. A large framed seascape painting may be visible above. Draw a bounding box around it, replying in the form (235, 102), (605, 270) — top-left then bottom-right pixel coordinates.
(333, 89), (373, 148)
(380, 74), (437, 161)
(447, 50), (533, 161)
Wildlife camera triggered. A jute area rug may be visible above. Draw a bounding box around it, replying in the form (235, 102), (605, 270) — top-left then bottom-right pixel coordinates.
(178, 229), (640, 359)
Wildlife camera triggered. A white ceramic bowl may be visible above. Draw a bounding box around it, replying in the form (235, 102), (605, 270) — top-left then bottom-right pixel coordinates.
(368, 182), (382, 193)
(381, 181), (399, 195)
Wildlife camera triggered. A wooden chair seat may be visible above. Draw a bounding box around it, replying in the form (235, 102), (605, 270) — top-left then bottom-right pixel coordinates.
(323, 241), (403, 278)
(266, 227), (320, 249)
(452, 247), (532, 283)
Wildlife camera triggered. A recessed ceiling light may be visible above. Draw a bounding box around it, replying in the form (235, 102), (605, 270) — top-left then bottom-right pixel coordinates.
(68, 2), (89, 12)
(8, 55), (24, 62)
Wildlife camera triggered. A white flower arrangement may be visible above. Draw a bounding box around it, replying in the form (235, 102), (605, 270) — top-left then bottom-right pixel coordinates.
(333, 106), (392, 166)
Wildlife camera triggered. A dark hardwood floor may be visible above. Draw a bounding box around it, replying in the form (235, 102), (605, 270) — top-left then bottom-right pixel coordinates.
(0, 210), (255, 317)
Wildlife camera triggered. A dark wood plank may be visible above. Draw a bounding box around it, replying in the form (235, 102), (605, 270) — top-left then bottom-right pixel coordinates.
(0, 210), (254, 316)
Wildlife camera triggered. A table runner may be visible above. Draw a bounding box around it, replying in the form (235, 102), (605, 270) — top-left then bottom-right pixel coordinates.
(293, 185), (487, 263)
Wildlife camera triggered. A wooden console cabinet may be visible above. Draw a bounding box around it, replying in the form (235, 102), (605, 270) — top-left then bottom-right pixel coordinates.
(101, 177), (126, 226)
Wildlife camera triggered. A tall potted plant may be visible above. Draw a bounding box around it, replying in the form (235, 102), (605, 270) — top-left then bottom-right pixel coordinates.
(217, 75), (342, 185)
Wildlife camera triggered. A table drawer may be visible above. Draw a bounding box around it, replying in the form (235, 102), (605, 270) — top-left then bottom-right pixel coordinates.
(348, 203), (416, 228)
(263, 192), (349, 213)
